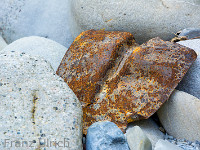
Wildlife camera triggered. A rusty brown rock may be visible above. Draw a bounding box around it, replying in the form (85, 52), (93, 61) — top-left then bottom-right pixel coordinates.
(82, 37), (197, 134)
(57, 29), (137, 106)
(57, 30), (197, 134)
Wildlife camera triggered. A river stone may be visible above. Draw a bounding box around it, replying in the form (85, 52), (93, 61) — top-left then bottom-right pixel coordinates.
(157, 90), (200, 141)
(2, 36), (68, 71)
(176, 39), (200, 99)
(0, 51), (83, 150)
(0, 36), (7, 51)
(71, 0), (200, 44)
(155, 140), (182, 150)
(0, 0), (75, 48)
(178, 28), (200, 39)
(86, 121), (129, 150)
(126, 126), (152, 150)
(127, 118), (165, 148)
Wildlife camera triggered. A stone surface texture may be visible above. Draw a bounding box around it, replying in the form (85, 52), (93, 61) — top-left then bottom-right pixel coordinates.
(0, 0), (75, 48)
(155, 139), (183, 150)
(0, 36), (7, 51)
(2, 36), (68, 71)
(177, 39), (200, 99)
(57, 30), (197, 134)
(86, 121), (129, 150)
(57, 29), (138, 107)
(71, 0), (200, 44)
(126, 126), (152, 150)
(0, 51), (83, 150)
(157, 90), (200, 142)
(127, 118), (165, 148)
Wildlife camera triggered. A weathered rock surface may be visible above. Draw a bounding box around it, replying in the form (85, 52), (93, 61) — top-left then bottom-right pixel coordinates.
(57, 30), (197, 134)
(2, 36), (68, 71)
(0, 0), (74, 48)
(157, 90), (200, 142)
(86, 121), (129, 150)
(126, 126), (152, 150)
(127, 118), (165, 148)
(155, 139), (182, 150)
(0, 51), (83, 150)
(178, 28), (200, 39)
(0, 36), (7, 51)
(71, 0), (200, 44)
(177, 39), (200, 99)
(57, 29), (138, 107)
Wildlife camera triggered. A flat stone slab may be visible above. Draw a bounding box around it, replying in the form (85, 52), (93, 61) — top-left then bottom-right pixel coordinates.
(57, 30), (197, 134)
(0, 51), (83, 150)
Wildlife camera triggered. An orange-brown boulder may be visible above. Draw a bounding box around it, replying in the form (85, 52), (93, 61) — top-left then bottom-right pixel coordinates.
(57, 29), (138, 107)
(57, 30), (197, 134)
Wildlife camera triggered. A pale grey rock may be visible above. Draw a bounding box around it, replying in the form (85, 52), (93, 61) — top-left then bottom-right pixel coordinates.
(127, 118), (164, 148)
(178, 28), (200, 39)
(0, 51), (83, 150)
(157, 90), (200, 142)
(177, 39), (200, 99)
(71, 0), (200, 44)
(2, 36), (68, 71)
(155, 139), (183, 150)
(0, 36), (7, 51)
(126, 126), (152, 150)
(0, 0), (75, 48)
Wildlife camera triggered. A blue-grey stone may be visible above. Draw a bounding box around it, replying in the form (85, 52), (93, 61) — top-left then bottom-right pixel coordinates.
(177, 39), (200, 99)
(178, 28), (200, 39)
(86, 121), (129, 150)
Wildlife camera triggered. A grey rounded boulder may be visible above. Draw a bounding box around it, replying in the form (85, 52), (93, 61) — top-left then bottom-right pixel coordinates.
(157, 90), (200, 142)
(0, 0), (75, 48)
(2, 36), (68, 71)
(0, 51), (83, 150)
(71, 0), (200, 43)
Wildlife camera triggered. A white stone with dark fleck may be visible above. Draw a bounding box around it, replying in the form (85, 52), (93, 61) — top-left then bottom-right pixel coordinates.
(0, 51), (83, 150)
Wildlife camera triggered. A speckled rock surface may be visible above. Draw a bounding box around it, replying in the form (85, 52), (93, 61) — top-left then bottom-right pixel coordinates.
(0, 51), (83, 150)
(2, 36), (68, 71)
(127, 118), (165, 148)
(126, 126), (152, 150)
(86, 121), (129, 150)
(0, 36), (7, 51)
(0, 0), (75, 48)
(57, 30), (197, 134)
(177, 39), (200, 99)
(71, 0), (200, 44)
(155, 139), (182, 150)
(157, 90), (200, 142)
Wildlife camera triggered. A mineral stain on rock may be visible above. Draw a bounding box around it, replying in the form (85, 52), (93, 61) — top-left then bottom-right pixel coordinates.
(57, 30), (197, 134)
(31, 90), (39, 125)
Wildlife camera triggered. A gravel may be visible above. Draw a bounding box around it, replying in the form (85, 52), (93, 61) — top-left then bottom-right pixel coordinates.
(165, 134), (200, 150)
